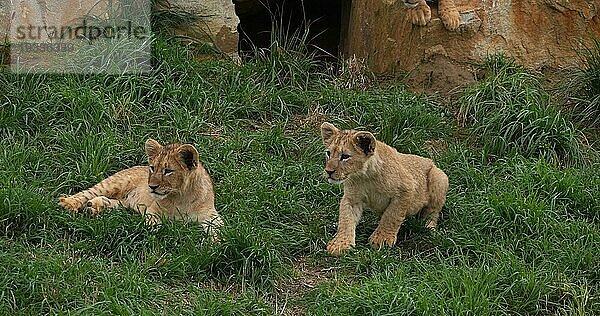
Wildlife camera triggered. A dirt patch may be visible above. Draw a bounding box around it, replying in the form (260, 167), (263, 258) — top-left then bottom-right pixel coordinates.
(405, 54), (477, 98)
(273, 256), (333, 316)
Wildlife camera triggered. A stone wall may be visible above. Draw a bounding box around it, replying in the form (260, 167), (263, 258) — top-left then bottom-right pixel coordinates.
(4, 0), (599, 83)
(346, 0), (600, 92)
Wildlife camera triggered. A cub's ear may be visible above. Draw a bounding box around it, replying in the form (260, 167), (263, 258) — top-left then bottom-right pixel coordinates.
(353, 131), (376, 155)
(177, 144), (199, 170)
(321, 122), (339, 144)
(145, 139), (162, 161)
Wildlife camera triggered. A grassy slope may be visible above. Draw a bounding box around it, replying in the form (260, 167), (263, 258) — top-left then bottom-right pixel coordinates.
(0, 39), (598, 315)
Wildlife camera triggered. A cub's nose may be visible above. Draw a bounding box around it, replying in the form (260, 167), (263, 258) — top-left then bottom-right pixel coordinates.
(149, 184), (159, 191)
(326, 170), (335, 177)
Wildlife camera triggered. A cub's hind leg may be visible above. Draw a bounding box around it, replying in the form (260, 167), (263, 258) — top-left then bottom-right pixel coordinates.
(59, 167), (141, 214)
(420, 166), (449, 229)
(59, 195), (84, 213)
(85, 196), (121, 216)
(59, 189), (99, 213)
(369, 196), (421, 249)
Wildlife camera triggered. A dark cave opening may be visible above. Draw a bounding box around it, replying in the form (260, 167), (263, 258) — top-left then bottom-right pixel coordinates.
(234, 0), (350, 60)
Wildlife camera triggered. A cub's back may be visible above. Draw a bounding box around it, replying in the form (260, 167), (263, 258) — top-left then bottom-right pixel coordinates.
(98, 165), (149, 200)
(378, 141), (435, 175)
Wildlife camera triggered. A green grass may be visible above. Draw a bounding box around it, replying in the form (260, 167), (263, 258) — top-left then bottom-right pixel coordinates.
(562, 36), (600, 128)
(459, 55), (587, 166)
(0, 37), (599, 315)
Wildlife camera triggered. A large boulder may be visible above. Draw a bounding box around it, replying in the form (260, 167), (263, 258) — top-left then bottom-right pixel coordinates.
(0, 0), (239, 59)
(1, 0), (113, 67)
(346, 0), (600, 92)
(170, 0), (239, 58)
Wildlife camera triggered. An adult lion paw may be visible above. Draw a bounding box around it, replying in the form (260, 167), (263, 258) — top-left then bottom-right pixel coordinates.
(368, 231), (397, 249)
(407, 2), (431, 27)
(440, 7), (460, 31)
(326, 237), (354, 256)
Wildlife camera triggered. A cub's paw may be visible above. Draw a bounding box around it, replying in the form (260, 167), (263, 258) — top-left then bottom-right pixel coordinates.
(407, 2), (431, 27)
(426, 219), (439, 229)
(439, 7), (460, 31)
(144, 213), (162, 226)
(368, 231), (397, 249)
(326, 236), (354, 256)
(202, 221), (223, 243)
(84, 197), (106, 216)
(58, 196), (83, 213)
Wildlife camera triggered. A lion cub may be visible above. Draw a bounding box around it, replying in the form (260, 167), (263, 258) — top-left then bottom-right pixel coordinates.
(320, 123), (448, 255)
(59, 139), (223, 235)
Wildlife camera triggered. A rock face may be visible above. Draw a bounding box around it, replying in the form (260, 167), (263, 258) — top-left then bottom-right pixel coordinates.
(346, 0), (600, 92)
(0, 1), (8, 41)
(2, 1), (117, 68)
(7, 0), (116, 40)
(171, 0), (239, 58)
(0, 1), (239, 59)
(0, 1), (7, 64)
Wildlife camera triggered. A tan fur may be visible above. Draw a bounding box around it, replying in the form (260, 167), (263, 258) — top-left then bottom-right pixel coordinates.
(59, 139), (223, 236)
(320, 122), (449, 255)
(405, 0), (460, 31)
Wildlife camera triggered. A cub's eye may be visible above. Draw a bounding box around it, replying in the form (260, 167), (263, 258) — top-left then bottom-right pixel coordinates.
(340, 153), (351, 161)
(164, 169), (174, 176)
(149, 166), (154, 173)
(325, 150), (331, 158)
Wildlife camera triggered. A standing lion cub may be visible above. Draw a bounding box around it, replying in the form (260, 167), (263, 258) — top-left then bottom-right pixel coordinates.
(59, 139), (223, 235)
(320, 123), (448, 255)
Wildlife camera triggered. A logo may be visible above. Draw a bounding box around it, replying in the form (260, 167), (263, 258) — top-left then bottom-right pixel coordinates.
(10, 0), (152, 74)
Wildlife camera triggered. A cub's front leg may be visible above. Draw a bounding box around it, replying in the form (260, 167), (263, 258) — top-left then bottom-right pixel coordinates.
(438, 0), (460, 31)
(404, 0), (431, 27)
(130, 203), (162, 225)
(327, 197), (363, 256)
(405, 0), (460, 31)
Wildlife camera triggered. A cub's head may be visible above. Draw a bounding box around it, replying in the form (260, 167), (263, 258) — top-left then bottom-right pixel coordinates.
(320, 122), (376, 183)
(145, 139), (200, 199)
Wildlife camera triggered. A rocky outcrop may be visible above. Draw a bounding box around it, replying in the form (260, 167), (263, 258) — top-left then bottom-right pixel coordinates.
(0, 1), (8, 41)
(170, 0), (239, 58)
(0, 1), (7, 64)
(0, 1), (239, 59)
(165, 0), (240, 57)
(346, 0), (600, 92)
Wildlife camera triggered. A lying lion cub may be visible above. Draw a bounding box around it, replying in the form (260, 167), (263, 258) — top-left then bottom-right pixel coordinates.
(59, 139), (223, 235)
(320, 123), (448, 255)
